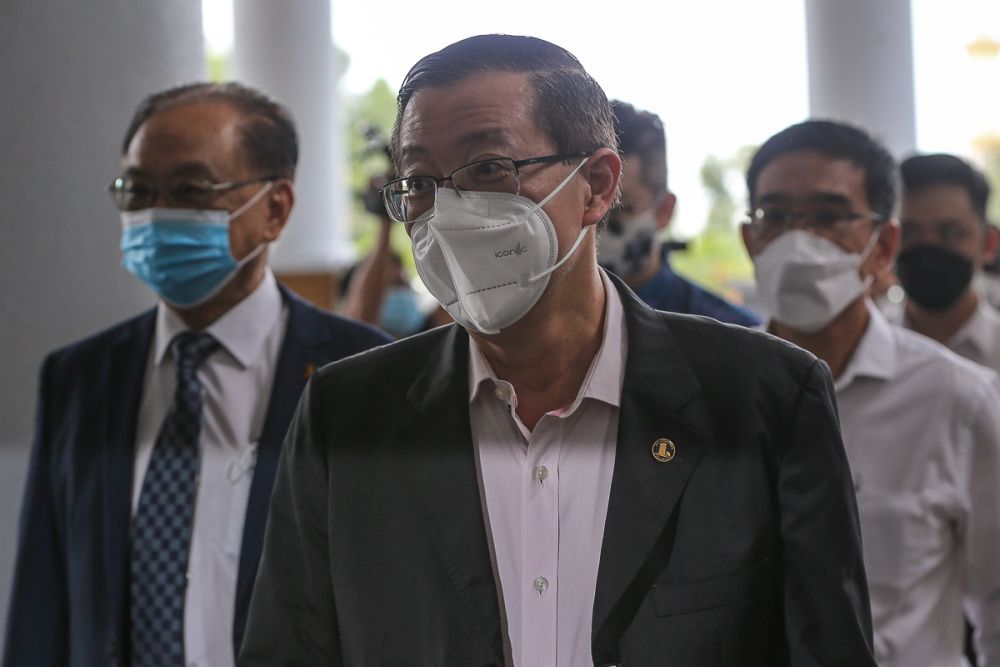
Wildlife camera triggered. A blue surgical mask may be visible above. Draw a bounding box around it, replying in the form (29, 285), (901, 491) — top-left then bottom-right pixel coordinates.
(378, 285), (425, 338)
(120, 184), (271, 308)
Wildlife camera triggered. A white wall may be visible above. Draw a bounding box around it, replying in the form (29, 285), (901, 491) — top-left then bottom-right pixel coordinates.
(0, 0), (205, 641)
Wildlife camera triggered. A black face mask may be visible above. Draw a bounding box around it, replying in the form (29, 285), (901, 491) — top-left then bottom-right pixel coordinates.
(896, 244), (974, 311)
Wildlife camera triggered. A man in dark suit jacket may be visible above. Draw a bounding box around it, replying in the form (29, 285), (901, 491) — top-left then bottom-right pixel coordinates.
(242, 36), (875, 666)
(3, 83), (390, 667)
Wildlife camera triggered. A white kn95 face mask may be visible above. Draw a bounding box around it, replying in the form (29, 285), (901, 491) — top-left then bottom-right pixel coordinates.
(410, 158), (589, 335)
(753, 229), (879, 333)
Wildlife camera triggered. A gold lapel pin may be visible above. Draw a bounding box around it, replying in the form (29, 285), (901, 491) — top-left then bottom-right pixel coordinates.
(651, 438), (676, 463)
(303, 363), (317, 379)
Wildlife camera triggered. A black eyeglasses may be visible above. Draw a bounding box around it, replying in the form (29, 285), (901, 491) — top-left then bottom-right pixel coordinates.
(747, 206), (884, 242)
(108, 175), (277, 211)
(379, 152), (592, 223)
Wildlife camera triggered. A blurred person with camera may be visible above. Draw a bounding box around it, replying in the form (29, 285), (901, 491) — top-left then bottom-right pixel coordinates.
(341, 171), (451, 338)
(601, 101), (759, 325)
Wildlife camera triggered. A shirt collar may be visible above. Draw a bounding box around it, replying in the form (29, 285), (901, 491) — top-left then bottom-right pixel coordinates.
(468, 269), (628, 411)
(154, 269), (284, 369)
(947, 298), (997, 357)
(834, 299), (899, 391)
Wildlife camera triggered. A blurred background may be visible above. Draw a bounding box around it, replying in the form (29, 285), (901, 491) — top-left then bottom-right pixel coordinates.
(2, 0), (999, 636)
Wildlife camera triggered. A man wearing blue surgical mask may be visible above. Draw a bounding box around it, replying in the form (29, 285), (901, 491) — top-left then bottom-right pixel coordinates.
(742, 120), (1000, 666)
(3, 82), (390, 667)
(601, 101), (759, 326)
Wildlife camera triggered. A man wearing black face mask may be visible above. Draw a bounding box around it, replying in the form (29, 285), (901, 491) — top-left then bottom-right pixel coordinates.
(897, 153), (1000, 372)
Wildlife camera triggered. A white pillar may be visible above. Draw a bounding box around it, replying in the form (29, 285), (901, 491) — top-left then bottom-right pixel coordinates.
(805, 0), (917, 157)
(232, 0), (350, 272)
(0, 0), (205, 633)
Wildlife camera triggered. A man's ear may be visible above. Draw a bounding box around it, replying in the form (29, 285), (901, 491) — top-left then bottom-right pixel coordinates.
(655, 191), (677, 231)
(740, 221), (757, 258)
(263, 179), (295, 242)
(582, 148), (622, 228)
(868, 218), (900, 277)
(983, 224), (999, 265)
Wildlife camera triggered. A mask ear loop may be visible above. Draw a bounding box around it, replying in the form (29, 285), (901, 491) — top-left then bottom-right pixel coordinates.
(230, 180), (275, 220)
(858, 223), (883, 292)
(522, 227), (589, 287)
(226, 180), (277, 267)
(520, 157), (592, 287)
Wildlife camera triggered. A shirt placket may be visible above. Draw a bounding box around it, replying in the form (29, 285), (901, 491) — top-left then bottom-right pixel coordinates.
(520, 416), (560, 667)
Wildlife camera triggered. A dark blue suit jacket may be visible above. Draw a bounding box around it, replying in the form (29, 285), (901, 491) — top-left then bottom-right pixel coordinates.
(2, 286), (390, 667)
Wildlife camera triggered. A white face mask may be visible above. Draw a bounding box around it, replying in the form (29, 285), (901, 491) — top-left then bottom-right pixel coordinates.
(410, 158), (589, 335)
(598, 203), (659, 279)
(753, 229), (879, 334)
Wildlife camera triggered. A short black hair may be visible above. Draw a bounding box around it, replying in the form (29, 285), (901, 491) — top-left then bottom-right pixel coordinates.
(389, 34), (616, 167)
(900, 153), (991, 221)
(610, 100), (667, 194)
(746, 119), (898, 221)
(121, 81), (298, 180)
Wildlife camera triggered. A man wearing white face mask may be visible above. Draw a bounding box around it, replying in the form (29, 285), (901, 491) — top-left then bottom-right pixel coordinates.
(600, 100), (760, 326)
(3, 82), (390, 667)
(244, 35), (876, 667)
(742, 119), (1000, 666)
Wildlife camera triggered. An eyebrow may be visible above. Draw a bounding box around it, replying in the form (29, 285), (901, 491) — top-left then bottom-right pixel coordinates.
(399, 127), (518, 175)
(901, 216), (965, 228)
(166, 161), (217, 180)
(756, 191), (855, 207)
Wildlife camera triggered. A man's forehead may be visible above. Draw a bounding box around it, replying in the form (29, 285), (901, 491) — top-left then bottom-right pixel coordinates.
(755, 150), (867, 201)
(396, 71), (546, 169)
(902, 182), (976, 213)
(123, 100), (245, 174)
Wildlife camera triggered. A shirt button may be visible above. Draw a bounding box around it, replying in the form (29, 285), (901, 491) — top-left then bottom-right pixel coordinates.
(533, 576), (549, 594)
(494, 384), (510, 401)
(533, 465), (549, 483)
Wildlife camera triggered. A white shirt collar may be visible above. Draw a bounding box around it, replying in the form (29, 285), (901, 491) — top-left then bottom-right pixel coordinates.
(947, 298), (998, 358)
(154, 269), (284, 369)
(468, 269), (627, 410)
(834, 299), (899, 392)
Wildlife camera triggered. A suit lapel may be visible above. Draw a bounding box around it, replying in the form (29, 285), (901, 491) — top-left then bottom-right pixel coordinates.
(233, 291), (323, 653)
(101, 309), (156, 647)
(592, 278), (711, 659)
(395, 325), (503, 648)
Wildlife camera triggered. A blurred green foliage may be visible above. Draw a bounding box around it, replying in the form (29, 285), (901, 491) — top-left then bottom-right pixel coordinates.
(670, 145), (757, 304)
(206, 49), (229, 82)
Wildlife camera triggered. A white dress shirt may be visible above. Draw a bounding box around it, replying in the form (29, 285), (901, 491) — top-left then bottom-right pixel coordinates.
(132, 270), (288, 667)
(835, 302), (1000, 666)
(469, 270), (627, 667)
(945, 299), (1000, 375)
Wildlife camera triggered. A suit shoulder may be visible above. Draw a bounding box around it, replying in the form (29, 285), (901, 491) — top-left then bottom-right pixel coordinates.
(657, 310), (818, 372)
(284, 293), (393, 356)
(43, 309), (155, 371)
(313, 324), (452, 386)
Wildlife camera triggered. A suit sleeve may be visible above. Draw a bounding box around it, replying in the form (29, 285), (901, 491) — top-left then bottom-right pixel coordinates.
(2, 354), (69, 667)
(238, 375), (342, 666)
(779, 358), (876, 666)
